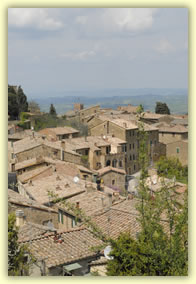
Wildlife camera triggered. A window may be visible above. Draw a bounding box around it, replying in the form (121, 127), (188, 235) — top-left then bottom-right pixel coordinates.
(133, 143), (135, 149)
(96, 151), (99, 156)
(112, 160), (117, 167)
(58, 210), (64, 224)
(106, 146), (110, 154)
(130, 155), (132, 161)
(133, 154), (135, 160)
(85, 149), (88, 155)
(72, 218), (77, 228)
(176, 147), (180, 154)
(129, 144), (131, 150)
(134, 164), (136, 171)
(106, 160), (111, 166)
(133, 131), (135, 136)
(119, 160), (123, 168)
(129, 131), (131, 137)
(112, 180), (115, 185)
(150, 141), (153, 146)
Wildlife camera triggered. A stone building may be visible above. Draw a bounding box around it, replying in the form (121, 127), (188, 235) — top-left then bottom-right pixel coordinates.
(8, 136), (82, 172)
(89, 118), (159, 174)
(39, 126), (79, 141)
(19, 227), (102, 276)
(96, 166), (126, 194)
(8, 189), (58, 228)
(63, 135), (127, 171)
(157, 124), (188, 144)
(159, 139), (188, 166)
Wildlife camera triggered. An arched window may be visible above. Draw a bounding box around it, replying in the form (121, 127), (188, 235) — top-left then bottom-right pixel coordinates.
(106, 160), (111, 166)
(119, 160), (123, 168)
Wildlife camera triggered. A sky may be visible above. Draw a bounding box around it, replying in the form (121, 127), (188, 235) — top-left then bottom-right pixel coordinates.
(8, 8), (188, 98)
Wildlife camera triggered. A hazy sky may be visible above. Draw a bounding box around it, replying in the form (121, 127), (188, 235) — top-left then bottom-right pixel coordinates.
(8, 8), (188, 97)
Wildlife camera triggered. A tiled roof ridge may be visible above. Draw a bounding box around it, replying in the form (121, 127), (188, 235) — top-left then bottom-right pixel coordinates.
(20, 226), (88, 243)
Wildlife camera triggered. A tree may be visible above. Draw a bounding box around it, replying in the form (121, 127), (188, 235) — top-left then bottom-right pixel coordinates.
(136, 104), (144, 114)
(8, 85), (28, 119)
(17, 86), (28, 114)
(8, 213), (32, 276)
(155, 102), (170, 115)
(156, 156), (188, 184)
(28, 101), (41, 113)
(49, 104), (57, 116)
(106, 121), (188, 276)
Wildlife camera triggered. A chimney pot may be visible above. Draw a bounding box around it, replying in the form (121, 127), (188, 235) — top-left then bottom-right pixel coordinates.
(15, 210), (25, 227)
(76, 201), (80, 208)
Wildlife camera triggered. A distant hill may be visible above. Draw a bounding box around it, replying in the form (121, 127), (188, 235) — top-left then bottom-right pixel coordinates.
(28, 88), (188, 115)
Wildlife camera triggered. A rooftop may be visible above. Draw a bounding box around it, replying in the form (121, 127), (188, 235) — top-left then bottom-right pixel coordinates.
(96, 166), (126, 176)
(39, 126), (79, 136)
(20, 227), (102, 268)
(60, 188), (125, 217)
(158, 124), (188, 133)
(8, 189), (56, 212)
(22, 173), (87, 205)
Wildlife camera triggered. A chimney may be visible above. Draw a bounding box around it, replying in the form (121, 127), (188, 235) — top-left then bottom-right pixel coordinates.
(76, 202), (80, 208)
(28, 179), (33, 186)
(15, 210), (25, 227)
(11, 162), (15, 172)
(107, 193), (113, 207)
(61, 140), (66, 150)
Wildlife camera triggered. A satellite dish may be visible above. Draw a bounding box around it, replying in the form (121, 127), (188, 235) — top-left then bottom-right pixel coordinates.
(73, 176), (79, 184)
(104, 245), (114, 260)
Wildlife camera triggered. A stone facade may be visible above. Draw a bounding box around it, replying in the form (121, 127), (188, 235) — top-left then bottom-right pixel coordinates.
(166, 140), (188, 166)
(159, 131), (188, 144)
(90, 120), (159, 174)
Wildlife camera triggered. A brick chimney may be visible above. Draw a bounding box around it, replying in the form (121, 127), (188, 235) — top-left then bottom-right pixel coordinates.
(15, 210), (25, 227)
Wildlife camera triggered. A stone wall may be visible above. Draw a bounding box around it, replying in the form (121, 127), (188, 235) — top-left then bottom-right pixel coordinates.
(166, 140), (188, 166)
(8, 202), (58, 229)
(159, 132), (188, 144)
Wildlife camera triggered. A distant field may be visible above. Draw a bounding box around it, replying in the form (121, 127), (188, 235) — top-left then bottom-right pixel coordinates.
(30, 88), (188, 115)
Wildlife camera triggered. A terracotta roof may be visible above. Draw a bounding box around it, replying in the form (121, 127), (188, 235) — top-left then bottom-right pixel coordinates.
(20, 227), (102, 268)
(15, 157), (45, 171)
(39, 127), (79, 136)
(142, 112), (167, 119)
(18, 222), (57, 243)
(92, 207), (140, 239)
(22, 173), (87, 205)
(158, 124), (188, 133)
(61, 189), (125, 217)
(17, 165), (52, 183)
(8, 189), (56, 212)
(78, 105), (100, 113)
(9, 137), (42, 154)
(97, 166), (126, 176)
